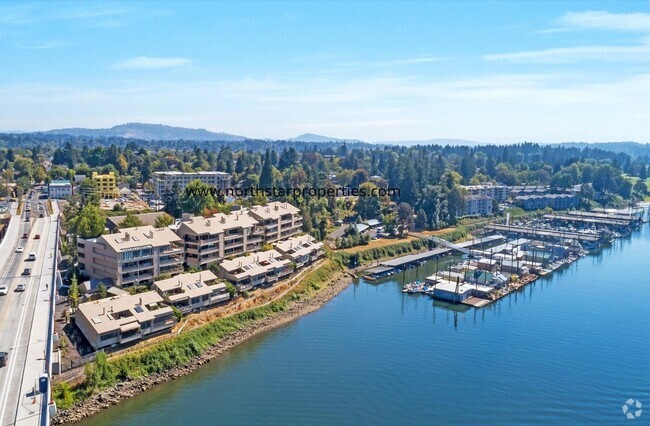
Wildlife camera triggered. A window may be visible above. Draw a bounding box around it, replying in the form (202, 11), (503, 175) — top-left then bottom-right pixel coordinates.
(100, 331), (119, 341)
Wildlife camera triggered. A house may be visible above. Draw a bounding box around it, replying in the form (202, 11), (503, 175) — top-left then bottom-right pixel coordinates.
(219, 250), (292, 292)
(274, 235), (325, 269)
(152, 271), (229, 313)
(75, 291), (177, 350)
(77, 225), (184, 288)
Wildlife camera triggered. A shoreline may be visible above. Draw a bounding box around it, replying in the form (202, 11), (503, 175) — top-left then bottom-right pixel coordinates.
(53, 269), (356, 425)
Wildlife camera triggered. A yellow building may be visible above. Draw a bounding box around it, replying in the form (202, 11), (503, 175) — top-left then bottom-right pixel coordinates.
(91, 172), (119, 199)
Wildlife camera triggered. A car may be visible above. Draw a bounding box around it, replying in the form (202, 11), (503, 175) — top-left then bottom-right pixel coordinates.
(15, 283), (26, 292)
(0, 285), (8, 296)
(34, 234), (40, 240)
(39, 213), (44, 218)
(0, 352), (7, 367)
(27, 253), (36, 261)
(21, 268), (31, 276)
(25, 217), (30, 222)
(21, 233), (28, 239)
(15, 246), (24, 253)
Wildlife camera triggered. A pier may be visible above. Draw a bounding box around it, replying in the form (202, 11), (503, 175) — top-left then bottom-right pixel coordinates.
(484, 224), (602, 242)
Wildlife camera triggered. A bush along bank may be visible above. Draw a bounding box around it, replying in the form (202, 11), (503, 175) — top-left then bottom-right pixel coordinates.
(53, 259), (344, 421)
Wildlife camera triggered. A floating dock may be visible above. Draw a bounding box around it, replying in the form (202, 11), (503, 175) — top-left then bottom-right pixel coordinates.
(485, 224), (602, 242)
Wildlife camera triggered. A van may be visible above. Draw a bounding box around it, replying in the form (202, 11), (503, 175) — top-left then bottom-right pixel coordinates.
(27, 253), (36, 261)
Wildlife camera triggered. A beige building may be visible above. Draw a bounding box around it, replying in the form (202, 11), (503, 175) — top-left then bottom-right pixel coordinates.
(246, 202), (302, 243)
(153, 171), (231, 199)
(91, 172), (119, 199)
(174, 210), (262, 269)
(219, 250), (292, 292)
(78, 225), (184, 288)
(274, 235), (325, 269)
(152, 271), (230, 313)
(75, 291), (177, 350)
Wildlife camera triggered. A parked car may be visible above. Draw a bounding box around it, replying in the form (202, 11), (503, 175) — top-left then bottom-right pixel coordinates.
(0, 285), (8, 296)
(34, 234), (40, 240)
(15, 283), (26, 292)
(15, 246), (24, 253)
(21, 268), (31, 276)
(0, 352), (7, 367)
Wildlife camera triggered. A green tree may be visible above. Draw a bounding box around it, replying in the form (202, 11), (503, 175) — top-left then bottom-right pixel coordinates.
(69, 275), (79, 309)
(119, 212), (144, 229)
(171, 305), (184, 322)
(70, 204), (106, 238)
(97, 283), (107, 298)
(179, 180), (218, 215)
(154, 212), (175, 228)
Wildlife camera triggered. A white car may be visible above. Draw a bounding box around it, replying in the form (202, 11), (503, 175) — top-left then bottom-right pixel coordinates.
(0, 285), (7, 296)
(15, 246), (24, 253)
(15, 283), (26, 292)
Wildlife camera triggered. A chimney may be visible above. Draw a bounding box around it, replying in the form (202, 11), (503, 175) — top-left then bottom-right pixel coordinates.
(139, 297), (142, 305)
(102, 307), (105, 316)
(124, 232), (130, 241)
(274, 204), (279, 211)
(220, 217), (226, 224)
(206, 219), (211, 226)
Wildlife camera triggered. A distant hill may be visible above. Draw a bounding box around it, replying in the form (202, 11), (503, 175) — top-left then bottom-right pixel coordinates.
(289, 133), (364, 143)
(554, 141), (650, 158)
(381, 138), (486, 146)
(41, 123), (247, 142)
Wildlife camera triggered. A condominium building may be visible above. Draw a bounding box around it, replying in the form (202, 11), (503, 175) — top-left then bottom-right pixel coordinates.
(152, 271), (230, 313)
(48, 179), (72, 199)
(219, 250), (292, 292)
(274, 235), (325, 269)
(464, 195), (493, 216)
(75, 291), (177, 350)
(514, 194), (578, 211)
(174, 211), (262, 269)
(153, 171), (231, 199)
(463, 184), (510, 203)
(91, 172), (119, 199)
(247, 202), (303, 243)
(77, 225), (184, 288)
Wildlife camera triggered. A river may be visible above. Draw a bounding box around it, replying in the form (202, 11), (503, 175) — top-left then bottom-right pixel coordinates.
(79, 225), (650, 425)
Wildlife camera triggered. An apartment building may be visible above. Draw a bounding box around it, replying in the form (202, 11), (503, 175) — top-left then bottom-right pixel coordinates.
(174, 210), (262, 269)
(274, 235), (325, 269)
(464, 195), (493, 216)
(219, 250), (292, 292)
(92, 172), (119, 199)
(152, 271), (230, 313)
(76, 291), (177, 350)
(77, 225), (184, 288)
(247, 202), (303, 243)
(153, 171), (231, 199)
(48, 179), (72, 199)
(463, 184), (510, 203)
(514, 194), (578, 211)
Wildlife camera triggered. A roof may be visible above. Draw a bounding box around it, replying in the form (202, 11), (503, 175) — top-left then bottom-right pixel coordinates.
(76, 291), (173, 334)
(364, 219), (381, 227)
(178, 210), (258, 235)
(154, 171), (230, 176)
(88, 225), (181, 252)
(153, 271), (223, 302)
(220, 250), (291, 279)
(247, 201), (300, 221)
(274, 235), (324, 259)
(49, 179), (71, 187)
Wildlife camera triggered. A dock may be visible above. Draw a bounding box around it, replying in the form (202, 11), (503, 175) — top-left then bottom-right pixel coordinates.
(485, 224), (602, 242)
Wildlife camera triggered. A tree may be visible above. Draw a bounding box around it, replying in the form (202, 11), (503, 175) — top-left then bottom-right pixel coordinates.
(119, 212), (144, 229)
(397, 202), (414, 235)
(69, 275), (79, 309)
(179, 180), (218, 215)
(171, 305), (183, 322)
(154, 212), (175, 228)
(225, 281), (237, 298)
(70, 204), (106, 239)
(98, 283), (107, 298)
(414, 208), (428, 231)
(260, 149), (274, 189)
(355, 182), (382, 220)
(163, 182), (181, 218)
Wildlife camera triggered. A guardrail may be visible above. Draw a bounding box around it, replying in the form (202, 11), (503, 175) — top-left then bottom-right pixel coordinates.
(41, 215), (60, 426)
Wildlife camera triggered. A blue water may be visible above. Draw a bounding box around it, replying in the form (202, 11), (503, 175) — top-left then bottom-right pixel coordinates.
(79, 226), (650, 425)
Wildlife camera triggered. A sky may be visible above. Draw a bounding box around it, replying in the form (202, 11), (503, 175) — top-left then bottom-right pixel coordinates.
(0, 0), (648, 143)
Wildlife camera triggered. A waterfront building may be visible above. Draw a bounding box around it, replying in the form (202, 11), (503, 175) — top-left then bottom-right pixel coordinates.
(219, 250), (292, 292)
(75, 291), (177, 350)
(274, 234), (325, 269)
(153, 171), (231, 199)
(514, 194), (577, 211)
(173, 210), (262, 269)
(77, 225), (184, 288)
(246, 202), (303, 243)
(48, 179), (72, 199)
(464, 195), (493, 216)
(152, 271), (230, 313)
(463, 184), (511, 203)
(92, 172), (120, 199)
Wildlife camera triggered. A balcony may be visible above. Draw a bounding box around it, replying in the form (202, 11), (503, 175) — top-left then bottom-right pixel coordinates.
(210, 293), (230, 304)
(159, 256), (182, 266)
(122, 262), (154, 272)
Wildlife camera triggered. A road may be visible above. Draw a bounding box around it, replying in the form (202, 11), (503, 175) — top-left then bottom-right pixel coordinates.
(0, 192), (58, 426)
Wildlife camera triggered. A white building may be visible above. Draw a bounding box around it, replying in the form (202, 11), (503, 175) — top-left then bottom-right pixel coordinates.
(464, 195), (493, 216)
(152, 271), (230, 313)
(48, 179), (72, 199)
(153, 171), (231, 199)
(219, 250), (292, 292)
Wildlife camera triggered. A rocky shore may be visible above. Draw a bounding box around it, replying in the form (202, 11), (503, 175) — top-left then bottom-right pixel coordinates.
(53, 271), (356, 425)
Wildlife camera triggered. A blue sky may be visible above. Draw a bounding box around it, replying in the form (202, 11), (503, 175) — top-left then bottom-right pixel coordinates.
(0, 1), (648, 143)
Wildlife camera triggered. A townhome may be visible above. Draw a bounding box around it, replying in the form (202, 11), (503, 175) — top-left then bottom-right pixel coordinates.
(247, 202), (303, 243)
(75, 291), (177, 350)
(77, 225), (184, 288)
(152, 270), (230, 313)
(274, 235), (325, 270)
(219, 250), (292, 292)
(173, 210), (262, 269)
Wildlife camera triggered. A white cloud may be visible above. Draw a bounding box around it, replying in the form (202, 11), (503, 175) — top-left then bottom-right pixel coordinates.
(15, 40), (71, 50)
(114, 56), (193, 69)
(484, 43), (650, 63)
(555, 10), (650, 33)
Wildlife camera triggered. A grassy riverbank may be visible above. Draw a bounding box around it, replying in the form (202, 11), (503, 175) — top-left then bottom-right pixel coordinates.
(53, 259), (342, 411)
